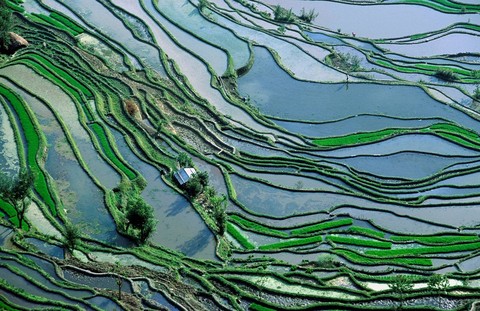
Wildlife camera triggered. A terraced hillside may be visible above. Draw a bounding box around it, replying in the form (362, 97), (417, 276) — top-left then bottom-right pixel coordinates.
(0, 0), (480, 310)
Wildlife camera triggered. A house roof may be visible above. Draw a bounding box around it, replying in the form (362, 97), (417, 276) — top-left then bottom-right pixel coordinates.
(173, 167), (196, 185)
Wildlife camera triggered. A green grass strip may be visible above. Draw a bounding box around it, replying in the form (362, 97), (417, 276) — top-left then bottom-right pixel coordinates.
(30, 13), (81, 37)
(312, 123), (480, 150)
(259, 235), (322, 250)
(49, 12), (84, 34)
(8, 215), (29, 230)
(390, 235), (479, 244)
(0, 199), (16, 218)
(229, 215), (289, 238)
(249, 303), (276, 311)
(366, 241), (480, 257)
(348, 226), (385, 238)
(6, 0), (25, 12)
(335, 249), (432, 266)
(227, 223), (255, 250)
(327, 235), (392, 249)
(373, 58), (478, 82)
(0, 297), (22, 311)
(291, 218), (353, 235)
(90, 122), (136, 180)
(0, 86), (57, 216)
(401, 0), (479, 13)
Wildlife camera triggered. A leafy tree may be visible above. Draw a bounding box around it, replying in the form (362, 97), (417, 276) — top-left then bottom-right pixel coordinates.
(210, 194), (227, 235)
(125, 197), (156, 243)
(0, 0), (13, 51)
(204, 186), (216, 199)
(63, 223), (81, 253)
(389, 275), (414, 310)
(0, 168), (34, 229)
(427, 274), (449, 307)
(197, 171), (209, 188)
(176, 152), (193, 168)
(184, 177), (202, 198)
(139, 218), (156, 244)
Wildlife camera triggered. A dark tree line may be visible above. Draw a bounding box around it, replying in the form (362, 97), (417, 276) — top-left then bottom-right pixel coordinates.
(0, 0), (13, 51)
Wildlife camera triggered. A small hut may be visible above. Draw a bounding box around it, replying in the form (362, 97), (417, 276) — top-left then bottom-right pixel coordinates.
(173, 168), (196, 186)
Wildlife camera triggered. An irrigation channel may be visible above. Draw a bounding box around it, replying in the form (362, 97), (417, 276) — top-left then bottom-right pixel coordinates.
(0, 0), (479, 310)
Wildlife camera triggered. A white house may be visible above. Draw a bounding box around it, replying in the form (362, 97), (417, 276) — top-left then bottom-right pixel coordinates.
(173, 167), (196, 186)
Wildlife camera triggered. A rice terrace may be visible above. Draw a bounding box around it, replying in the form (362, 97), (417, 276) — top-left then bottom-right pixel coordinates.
(0, 0), (480, 310)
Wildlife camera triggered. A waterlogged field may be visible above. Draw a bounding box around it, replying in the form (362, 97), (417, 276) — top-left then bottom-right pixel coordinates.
(0, 0), (479, 310)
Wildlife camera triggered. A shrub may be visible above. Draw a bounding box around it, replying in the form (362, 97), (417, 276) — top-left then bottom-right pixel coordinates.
(176, 152), (193, 167)
(299, 8), (318, 23)
(184, 177), (202, 198)
(317, 254), (338, 268)
(434, 69), (458, 82)
(473, 85), (480, 100)
(273, 5), (295, 23)
(291, 218), (353, 235)
(325, 52), (361, 73)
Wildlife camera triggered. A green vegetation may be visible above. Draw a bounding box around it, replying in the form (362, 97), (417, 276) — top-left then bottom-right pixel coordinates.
(0, 85), (57, 216)
(389, 275), (414, 309)
(49, 12), (84, 34)
(229, 215), (289, 238)
(390, 234), (478, 244)
(325, 52), (361, 73)
(15, 57), (87, 105)
(473, 85), (480, 100)
(0, 168), (34, 229)
(90, 122), (137, 179)
(317, 254), (339, 268)
(367, 241), (480, 257)
(124, 196), (156, 244)
(401, 0), (479, 14)
(249, 303), (276, 311)
(434, 69), (459, 82)
(312, 122), (480, 150)
(176, 152), (193, 167)
(299, 8), (319, 23)
(0, 0), (13, 51)
(227, 223), (255, 249)
(348, 226), (385, 238)
(63, 223), (81, 253)
(335, 249), (433, 266)
(29, 13), (81, 37)
(327, 235), (392, 249)
(273, 5), (295, 23)
(1, 2), (479, 310)
(259, 235), (322, 250)
(372, 56), (479, 83)
(291, 218), (353, 235)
